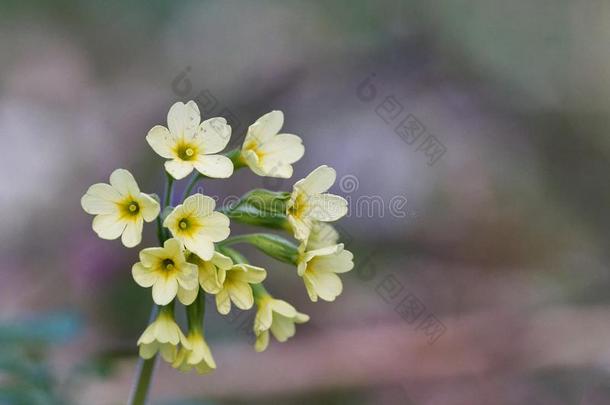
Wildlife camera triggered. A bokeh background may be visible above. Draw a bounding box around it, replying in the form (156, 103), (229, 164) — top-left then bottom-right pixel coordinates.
(1, 1), (610, 404)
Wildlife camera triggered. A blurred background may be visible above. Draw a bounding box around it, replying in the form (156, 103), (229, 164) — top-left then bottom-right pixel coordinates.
(1, 1), (610, 404)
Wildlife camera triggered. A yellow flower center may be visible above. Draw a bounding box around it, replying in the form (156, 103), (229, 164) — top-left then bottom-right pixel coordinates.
(179, 219), (189, 230)
(175, 141), (199, 161)
(162, 259), (175, 271)
(119, 199), (140, 219)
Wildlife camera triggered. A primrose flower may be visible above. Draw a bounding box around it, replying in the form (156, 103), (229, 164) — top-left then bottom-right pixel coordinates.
(297, 243), (354, 302)
(132, 238), (199, 305)
(188, 251), (233, 294)
(81, 168), (160, 247)
(286, 165), (348, 242)
(253, 295), (309, 352)
(137, 307), (191, 362)
(172, 329), (217, 374)
(241, 110), (304, 178)
(164, 194), (230, 260)
(146, 100), (234, 179)
(215, 264), (267, 314)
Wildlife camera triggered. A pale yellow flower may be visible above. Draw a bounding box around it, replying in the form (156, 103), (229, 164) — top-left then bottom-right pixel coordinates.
(81, 168), (160, 247)
(132, 238), (199, 305)
(164, 194), (230, 260)
(297, 243), (353, 302)
(286, 165), (348, 242)
(215, 264), (267, 314)
(253, 295), (309, 352)
(241, 110), (304, 178)
(172, 329), (216, 374)
(137, 308), (191, 362)
(146, 101), (234, 179)
(188, 251), (233, 294)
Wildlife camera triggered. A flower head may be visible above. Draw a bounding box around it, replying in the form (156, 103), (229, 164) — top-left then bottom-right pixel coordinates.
(188, 251), (233, 294)
(253, 295), (309, 352)
(241, 110), (304, 178)
(132, 238), (199, 305)
(137, 307), (191, 362)
(81, 169), (160, 247)
(146, 101), (234, 179)
(172, 329), (216, 374)
(286, 165), (348, 242)
(297, 243), (353, 302)
(164, 194), (230, 260)
(215, 264), (267, 314)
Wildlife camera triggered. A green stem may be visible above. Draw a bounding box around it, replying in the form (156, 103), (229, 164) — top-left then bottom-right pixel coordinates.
(219, 233), (299, 264)
(128, 305), (159, 405)
(130, 171), (175, 405)
(156, 171), (175, 243)
(182, 174), (204, 202)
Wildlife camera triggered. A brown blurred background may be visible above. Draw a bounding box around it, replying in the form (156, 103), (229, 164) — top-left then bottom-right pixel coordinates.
(1, 1), (609, 404)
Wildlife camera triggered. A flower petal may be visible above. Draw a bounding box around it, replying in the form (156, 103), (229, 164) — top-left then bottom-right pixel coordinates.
(152, 277), (179, 305)
(81, 184), (121, 215)
(132, 262), (159, 287)
(183, 194), (215, 217)
(304, 270), (343, 302)
(216, 289), (231, 314)
(92, 214), (126, 240)
(146, 125), (175, 158)
(254, 330), (270, 352)
(168, 101), (200, 136)
(295, 165), (336, 195)
(307, 194), (348, 222)
(244, 110), (283, 145)
(198, 117), (231, 154)
(165, 160), (194, 180)
(109, 169), (140, 196)
(229, 281), (254, 310)
(270, 299), (297, 318)
(184, 236), (215, 261)
(258, 133), (304, 164)
(193, 155), (234, 178)
(121, 217), (143, 247)
(270, 314), (296, 342)
(177, 285), (198, 305)
(139, 193), (160, 222)
(198, 212), (230, 242)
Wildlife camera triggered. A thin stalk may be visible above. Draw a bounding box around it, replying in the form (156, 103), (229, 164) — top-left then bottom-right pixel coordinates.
(127, 305), (159, 405)
(182, 173), (203, 202)
(130, 170), (174, 405)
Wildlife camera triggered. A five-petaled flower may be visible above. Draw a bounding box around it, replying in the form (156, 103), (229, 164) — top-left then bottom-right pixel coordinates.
(297, 243), (354, 302)
(164, 194), (230, 261)
(286, 165), (348, 242)
(137, 307), (191, 363)
(81, 168), (160, 247)
(132, 238), (199, 305)
(253, 295), (309, 352)
(241, 110), (304, 178)
(146, 101), (234, 180)
(215, 264), (267, 314)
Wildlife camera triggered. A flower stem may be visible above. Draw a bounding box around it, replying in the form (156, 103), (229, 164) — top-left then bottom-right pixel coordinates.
(182, 173), (203, 202)
(131, 170), (175, 405)
(128, 305), (159, 405)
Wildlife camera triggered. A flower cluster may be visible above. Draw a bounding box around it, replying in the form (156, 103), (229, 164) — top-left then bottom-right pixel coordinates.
(81, 101), (352, 375)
